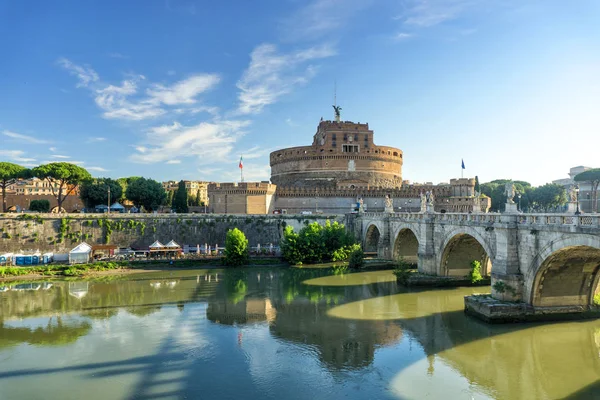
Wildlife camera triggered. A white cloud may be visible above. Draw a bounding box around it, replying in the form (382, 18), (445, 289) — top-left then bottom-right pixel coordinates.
(395, 32), (415, 41)
(237, 43), (336, 114)
(281, 0), (371, 41)
(146, 74), (220, 106)
(166, 160), (181, 164)
(394, 0), (479, 28)
(0, 150), (36, 163)
(57, 57), (99, 88)
(130, 120), (249, 164)
(41, 160), (85, 165)
(88, 137), (107, 142)
(240, 145), (272, 160)
(3, 130), (48, 144)
(49, 147), (57, 152)
(87, 166), (108, 172)
(51, 155), (70, 159)
(59, 59), (220, 121)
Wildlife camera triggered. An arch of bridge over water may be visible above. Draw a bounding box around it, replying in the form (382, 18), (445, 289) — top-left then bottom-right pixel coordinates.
(357, 212), (600, 309)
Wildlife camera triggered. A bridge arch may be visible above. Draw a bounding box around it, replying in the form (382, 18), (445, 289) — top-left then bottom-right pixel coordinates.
(364, 223), (382, 254)
(438, 228), (494, 277)
(527, 235), (600, 307)
(392, 226), (419, 265)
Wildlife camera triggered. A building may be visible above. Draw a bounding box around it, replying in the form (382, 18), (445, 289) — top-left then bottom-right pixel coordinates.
(208, 182), (277, 214)
(7, 177), (79, 196)
(553, 166), (599, 213)
(270, 119), (403, 189)
(163, 180), (209, 205)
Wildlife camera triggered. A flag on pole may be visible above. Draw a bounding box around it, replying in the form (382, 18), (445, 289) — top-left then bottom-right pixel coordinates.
(239, 156), (243, 169)
(461, 159), (465, 169)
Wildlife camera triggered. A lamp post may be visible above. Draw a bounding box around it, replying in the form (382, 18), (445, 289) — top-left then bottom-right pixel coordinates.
(575, 185), (581, 215)
(107, 186), (111, 214)
(517, 193), (522, 212)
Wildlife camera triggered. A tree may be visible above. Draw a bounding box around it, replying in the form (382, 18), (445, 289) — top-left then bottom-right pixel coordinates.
(116, 177), (141, 202)
(0, 162), (30, 212)
(172, 180), (188, 213)
(224, 228), (249, 267)
(529, 183), (567, 211)
(32, 163), (91, 213)
(29, 199), (50, 213)
(574, 168), (600, 213)
(125, 177), (167, 212)
(474, 176), (480, 193)
(79, 178), (123, 209)
(166, 190), (175, 207)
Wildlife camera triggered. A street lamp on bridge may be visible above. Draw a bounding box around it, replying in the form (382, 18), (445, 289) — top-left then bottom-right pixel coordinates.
(575, 185), (581, 215)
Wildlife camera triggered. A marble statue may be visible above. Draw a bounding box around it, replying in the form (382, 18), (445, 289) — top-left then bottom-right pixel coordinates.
(504, 182), (516, 204)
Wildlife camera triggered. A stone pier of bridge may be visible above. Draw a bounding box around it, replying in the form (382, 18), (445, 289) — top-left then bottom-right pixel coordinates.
(353, 211), (600, 319)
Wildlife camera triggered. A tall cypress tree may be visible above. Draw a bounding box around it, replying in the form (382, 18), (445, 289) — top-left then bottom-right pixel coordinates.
(475, 176), (480, 193)
(172, 180), (188, 213)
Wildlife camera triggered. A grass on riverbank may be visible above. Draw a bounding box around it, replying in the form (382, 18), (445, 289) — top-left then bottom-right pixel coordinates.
(0, 257), (285, 278)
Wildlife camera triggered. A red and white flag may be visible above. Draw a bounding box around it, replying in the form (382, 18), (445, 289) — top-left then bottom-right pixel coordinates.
(239, 155), (243, 169)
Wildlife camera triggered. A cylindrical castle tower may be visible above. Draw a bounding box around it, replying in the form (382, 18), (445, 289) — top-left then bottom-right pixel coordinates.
(270, 119), (403, 189)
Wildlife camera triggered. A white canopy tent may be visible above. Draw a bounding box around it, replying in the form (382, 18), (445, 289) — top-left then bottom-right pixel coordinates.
(69, 242), (92, 264)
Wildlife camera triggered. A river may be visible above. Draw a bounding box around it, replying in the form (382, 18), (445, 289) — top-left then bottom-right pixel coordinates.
(0, 268), (599, 399)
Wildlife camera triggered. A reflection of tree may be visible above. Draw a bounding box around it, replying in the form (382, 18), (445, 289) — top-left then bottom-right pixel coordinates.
(126, 306), (162, 317)
(80, 308), (118, 320)
(279, 268), (345, 304)
(223, 269), (248, 305)
(0, 317), (92, 348)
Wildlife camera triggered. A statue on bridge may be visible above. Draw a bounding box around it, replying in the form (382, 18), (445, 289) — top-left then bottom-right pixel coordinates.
(427, 191), (435, 205)
(505, 182), (516, 204)
(420, 192), (427, 213)
(384, 194), (393, 213)
(568, 185), (578, 203)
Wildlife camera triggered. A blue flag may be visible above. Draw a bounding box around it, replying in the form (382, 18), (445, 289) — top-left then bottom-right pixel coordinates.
(461, 159), (465, 169)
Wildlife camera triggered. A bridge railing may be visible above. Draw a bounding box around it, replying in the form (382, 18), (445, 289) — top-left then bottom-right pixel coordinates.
(361, 212), (600, 228)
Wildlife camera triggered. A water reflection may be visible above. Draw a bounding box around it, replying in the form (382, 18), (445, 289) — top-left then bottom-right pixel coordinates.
(0, 268), (599, 399)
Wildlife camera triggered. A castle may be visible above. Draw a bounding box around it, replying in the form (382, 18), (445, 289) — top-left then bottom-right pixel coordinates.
(209, 109), (490, 214)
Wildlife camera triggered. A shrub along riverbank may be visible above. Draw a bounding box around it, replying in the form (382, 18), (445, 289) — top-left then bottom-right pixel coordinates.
(0, 257), (284, 279)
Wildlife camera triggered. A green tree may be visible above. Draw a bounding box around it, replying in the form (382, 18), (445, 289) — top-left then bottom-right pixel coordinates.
(574, 168), (600, 213)
(29, 199), (50, 213)
(116, 177), (141, 202)
(281, 225), (303, 265)
(529, 183), (568, 211)
(224, 228), (249, 267)
(0, 162), (31, 212)
(125, 177), (167, 212)
(166, 190), (175, 207)
(32, 162), (91, 212)
(172, 180), (188, 213)
(79, 178), (123, 209)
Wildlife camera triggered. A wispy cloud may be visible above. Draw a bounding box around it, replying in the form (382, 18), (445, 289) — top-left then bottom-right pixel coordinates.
(394, 0), (478, 28)
(394, 32), (415, 41)
(59, 58), (221, 121)
(281, 0), (372, 41)
(130, 120), (250, 164)
(57, 57), (99, 87)
(3, 130), (48, 144)
(49, 147), (57, 152)
(51, 155), (70, 159)
(87, 166), (108, 172)
(166, 160), (181, 164)
(236, 43), (336, 114)
(0, 149), (36, 163)
(87, 137), (107, 142)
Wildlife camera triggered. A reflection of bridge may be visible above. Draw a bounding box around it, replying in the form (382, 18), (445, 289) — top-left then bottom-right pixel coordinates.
(355, 212), (600, 310)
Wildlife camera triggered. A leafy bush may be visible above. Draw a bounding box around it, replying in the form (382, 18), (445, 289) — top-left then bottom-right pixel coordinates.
(467, 260), (484, 284)
(223, 228), (249, 267)
(348, 246), (365, 269)
(594, 293), (600, 306)
(29, 199), (50, 213)
(393, 256), (413, 285)
(281, 220), (356, 265)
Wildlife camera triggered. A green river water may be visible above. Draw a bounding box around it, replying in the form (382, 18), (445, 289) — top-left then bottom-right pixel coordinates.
(0, 267), (599, 399)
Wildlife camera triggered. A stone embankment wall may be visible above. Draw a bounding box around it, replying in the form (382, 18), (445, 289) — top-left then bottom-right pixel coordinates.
(0, 214), (347, 253)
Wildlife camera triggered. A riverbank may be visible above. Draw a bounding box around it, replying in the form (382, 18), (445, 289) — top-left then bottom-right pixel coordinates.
(0, 258), (285, 281)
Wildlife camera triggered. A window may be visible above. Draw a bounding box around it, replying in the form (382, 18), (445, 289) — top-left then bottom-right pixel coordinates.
(343, 144), (359, 153)
(354, 134), (358, 141)
(332, 134), (337, 140)
(343, 134), (348, 141)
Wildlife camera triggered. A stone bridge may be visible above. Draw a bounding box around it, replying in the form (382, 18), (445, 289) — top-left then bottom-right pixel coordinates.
(354, 212), (600, 309)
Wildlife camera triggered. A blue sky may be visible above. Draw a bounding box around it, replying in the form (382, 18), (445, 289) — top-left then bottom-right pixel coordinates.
(1, 0), (599, 186)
